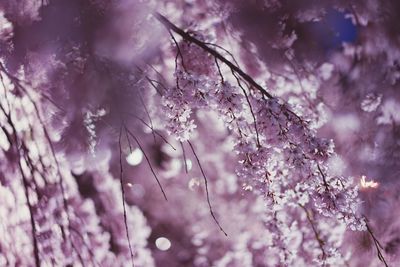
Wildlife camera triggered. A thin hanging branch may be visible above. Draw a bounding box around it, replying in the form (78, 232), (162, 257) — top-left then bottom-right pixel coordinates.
(0, 88), (89, 263)
(68, 226), (99, 267)
(0, 71), (92, 263)
(169, 30), (187, 72)
(122, 111), (176, 151)
(124, 125), (168, 201)
(365, 220), (390, 267)
(137, 90), (157, 143)
(0, 103), (41, 267)
(180, 142), (188, 174)
(118, 125), (136, 267)
(299, 205), (327, 260)
(135, 65), (165, 95)
(188, 141), (228, 236)
(231, 70), (261, 147)
(18, 158), (41, 267)
(214, 57), (224, 84)
(204, 42), (241, 68)
(145, 76), (165, 95)
(0, 65), (72, 238)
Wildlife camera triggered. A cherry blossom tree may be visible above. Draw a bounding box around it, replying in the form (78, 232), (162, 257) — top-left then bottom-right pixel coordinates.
(0, 0), (399, 266)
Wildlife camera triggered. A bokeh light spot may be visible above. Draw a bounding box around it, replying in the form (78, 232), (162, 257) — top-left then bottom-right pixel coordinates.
(155, 237), (171, 251)
(126, 148), (143, 166)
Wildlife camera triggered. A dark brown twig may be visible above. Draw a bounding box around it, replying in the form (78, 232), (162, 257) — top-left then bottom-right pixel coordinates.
(231, 70), (261, 147)
(118, 125), (136, 267)
(299, 205), (327, 261)
(188, 141), (227, 236)
(137, 91), (157, 143)
(214, 57), (224, 84)
(124, 126), (168, 201)
(365, 220), (389, 267)
(122, 111), (176, 151)
(180, 142), (188, 174)
(0, 103), (41, 267)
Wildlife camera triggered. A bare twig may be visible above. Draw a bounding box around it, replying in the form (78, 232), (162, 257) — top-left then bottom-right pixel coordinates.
(118, 125), (136, 267)
(365, 220), (390, 267)
(214, 57), (224, 84)
(180, 142), (188, 174)
(0, 103), (41, 267)
(0, 83), (89, 263)
(317, 164), (331, 193)
(188, 141), (227, 236)
(299, 205), (327, 260)
(0, 65), (71, 235)
(146, 77), (166, 94)
(169, 30), (187, 72)
(19, 159), (41, 267)
(135, 65), (164, 95)
(122, 111), (176, 151)
(231, 70), (261, 147)
(203, 42), (241, 67)
(124, 126), (168, 201)
(137, 90), (157, 143)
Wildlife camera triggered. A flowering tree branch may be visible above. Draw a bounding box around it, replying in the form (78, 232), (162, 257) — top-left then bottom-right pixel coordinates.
(154, 12), (274, 99)
(1, 1), (398, 266)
